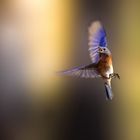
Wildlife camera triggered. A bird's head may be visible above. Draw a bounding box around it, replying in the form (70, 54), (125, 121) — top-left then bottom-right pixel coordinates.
(98, 47), (111, 55)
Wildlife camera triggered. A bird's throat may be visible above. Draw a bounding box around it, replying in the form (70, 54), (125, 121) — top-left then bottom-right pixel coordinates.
(100, 54), (112, 65)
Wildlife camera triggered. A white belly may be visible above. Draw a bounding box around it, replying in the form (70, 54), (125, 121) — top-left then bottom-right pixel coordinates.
(106, 65), (113, 78)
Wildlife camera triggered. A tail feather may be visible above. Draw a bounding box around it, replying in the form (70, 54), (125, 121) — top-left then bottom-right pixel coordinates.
(104, 84), (113, 100)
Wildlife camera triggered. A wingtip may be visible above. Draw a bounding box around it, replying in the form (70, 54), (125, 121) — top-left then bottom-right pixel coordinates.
(91, 20), (102, 25)
(56, 70), (68, 76)
(88, 20), (104, 39)
(88, 20), (103, 30)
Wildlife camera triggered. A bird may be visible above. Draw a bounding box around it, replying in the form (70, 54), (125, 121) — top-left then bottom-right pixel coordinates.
(60, 21), (120, 100)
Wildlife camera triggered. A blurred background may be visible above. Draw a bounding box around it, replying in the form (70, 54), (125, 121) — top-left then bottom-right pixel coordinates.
(0, 0), (140, 140)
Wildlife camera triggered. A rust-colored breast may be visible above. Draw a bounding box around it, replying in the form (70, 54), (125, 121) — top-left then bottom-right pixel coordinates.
(97, 54), (112, 76)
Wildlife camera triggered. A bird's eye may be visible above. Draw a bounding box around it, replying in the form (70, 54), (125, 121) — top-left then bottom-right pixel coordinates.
(103, 48), (106, 51)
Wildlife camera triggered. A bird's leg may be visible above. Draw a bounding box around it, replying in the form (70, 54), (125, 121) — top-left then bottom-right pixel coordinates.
(109, 73), (120, 79)
(109, 73), (115, 79)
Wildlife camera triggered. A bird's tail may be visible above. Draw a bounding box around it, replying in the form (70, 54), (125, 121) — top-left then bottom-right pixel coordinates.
(104, 83), (113, 100)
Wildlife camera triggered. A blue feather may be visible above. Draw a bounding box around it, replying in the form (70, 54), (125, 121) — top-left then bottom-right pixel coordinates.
(88, 21), (107, 63)
(96, 27), (107, 47)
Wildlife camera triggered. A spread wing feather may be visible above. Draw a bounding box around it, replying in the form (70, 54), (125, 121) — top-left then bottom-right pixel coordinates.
(88, 21), (107, 63)
(60, 64), (101, 78)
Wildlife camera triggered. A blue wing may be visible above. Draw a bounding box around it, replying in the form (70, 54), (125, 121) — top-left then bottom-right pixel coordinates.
(88, 21), (107, 63)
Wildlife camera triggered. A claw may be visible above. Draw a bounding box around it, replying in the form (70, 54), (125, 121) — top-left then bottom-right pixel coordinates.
(116, 73), (120, 79)
(109, 73), (120, 79)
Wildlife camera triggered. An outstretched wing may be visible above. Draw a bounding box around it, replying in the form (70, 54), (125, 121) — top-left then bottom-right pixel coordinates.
(88, 21), (107, 63)
(60, 64), (101, 78)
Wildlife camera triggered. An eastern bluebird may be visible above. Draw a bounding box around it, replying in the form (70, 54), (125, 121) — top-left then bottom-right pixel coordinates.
(60, 21), (120, 100)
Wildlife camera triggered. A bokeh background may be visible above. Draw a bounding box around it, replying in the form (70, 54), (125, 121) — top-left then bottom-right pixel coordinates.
(0, 0), (140, 140)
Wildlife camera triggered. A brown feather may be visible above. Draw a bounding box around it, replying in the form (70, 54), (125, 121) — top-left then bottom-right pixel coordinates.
(97, 54), (112, 78)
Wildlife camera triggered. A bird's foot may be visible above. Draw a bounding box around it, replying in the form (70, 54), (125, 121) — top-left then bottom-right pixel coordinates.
(109, 73), (120, 79)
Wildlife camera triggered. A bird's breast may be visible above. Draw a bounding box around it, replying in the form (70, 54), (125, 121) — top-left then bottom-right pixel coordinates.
(97, 54), (113, 77)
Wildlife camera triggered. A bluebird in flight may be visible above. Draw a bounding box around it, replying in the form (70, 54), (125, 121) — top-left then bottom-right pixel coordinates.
(61, 21), (120, 100)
